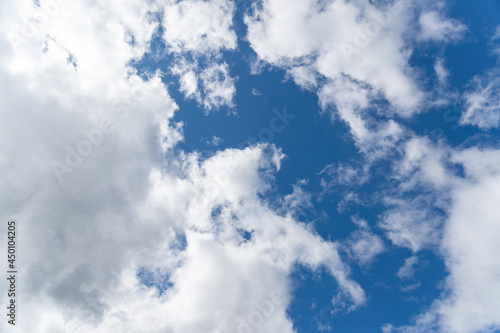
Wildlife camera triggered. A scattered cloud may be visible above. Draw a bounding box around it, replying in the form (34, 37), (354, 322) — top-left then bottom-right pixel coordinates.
(344, 217), (385, 266)
(378, 136), (452, 252)
(417, 11), (467, 42)
(203, 135), (223, 146)
(245, 0), (431, 156)
(383, 147), (500, 333)
(162, 0), (238, 110)
(397, 255), (419, 280)
(460, 69), (500, 129)
(434, 58), (449, 85)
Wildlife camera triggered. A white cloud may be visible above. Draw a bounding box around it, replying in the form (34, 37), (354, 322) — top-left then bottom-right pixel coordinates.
(318, 76), (405, 158)
(203, 135), (223, 146)
(396, 255), (419, 280)
(171, 59), (236, 110)
(320, 161), (368, 190)
(200, 62), (236, 110)
(434, 58), (449, 85)
(493, 25), (500, 41)
(344, 217), (385, 266)
(460, 69), (500, 129)
(286, 66), (318, 90)
(162, 0), (236, 54)
(396, 136), (451, 189)
(430, 57), (460, 108)
(384, 147), (500, 333)
(379, 196), (444, 253)
(245, 0), (424, 113)
(178, 67), (200, 100)
(378, 136), (452, 252)
(244, 0), (432, 156)
(459, 28), (500, 130)
(244, 0), (470, 159)
(162, 0), (237, 110)
(436, 148), (500, 332)
(417, 11), (467, 42)
(277, 180), (313, 218)
(491, 26), (500, 57)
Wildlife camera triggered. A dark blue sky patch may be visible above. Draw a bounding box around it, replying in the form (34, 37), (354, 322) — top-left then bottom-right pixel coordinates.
(136, 267), (174, 297)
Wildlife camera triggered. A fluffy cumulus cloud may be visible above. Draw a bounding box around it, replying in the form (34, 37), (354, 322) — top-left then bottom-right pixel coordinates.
(162, 0), (238, 110)
(437, 148), (500, 332)
(245, 0), (466, 154)
(384, 147), (500, 333)
(0, 0), (365, 332)
(245, 0), (421, 108)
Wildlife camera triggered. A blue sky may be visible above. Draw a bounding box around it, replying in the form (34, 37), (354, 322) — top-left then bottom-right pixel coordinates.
(1, 0), (500, 332)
